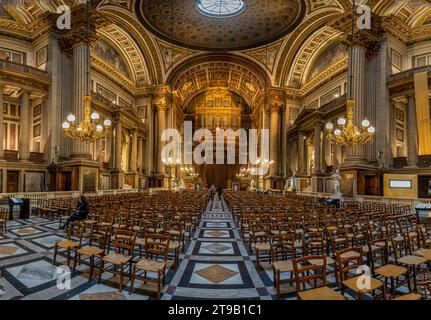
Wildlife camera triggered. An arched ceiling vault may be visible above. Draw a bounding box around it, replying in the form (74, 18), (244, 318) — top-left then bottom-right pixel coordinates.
(97, 6), (164, 86)
(275, 10), (343, 87)
(167, 54), (270, 111)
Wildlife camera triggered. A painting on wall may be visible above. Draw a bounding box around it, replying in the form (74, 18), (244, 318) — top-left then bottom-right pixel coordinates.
(396, 128), (404, 142)
(307, 41), (348, 81)
(33, 123), (41, 138)
(83, 169), (97, 193)
(33, 104), (41, 118)
(92, 39), (131, 78)
(36, 47), (47, 67)
(25, 172), (45, 192)
(396, 108), (404, 122)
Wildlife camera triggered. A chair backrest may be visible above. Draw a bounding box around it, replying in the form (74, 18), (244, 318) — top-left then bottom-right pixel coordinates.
(302, 230), (325, 256)
(144, 233), (170, 262)
(67, 221), (84, 245)
(335, 247), (363, 282)
(113, 229), (136, 256)
(0, 208), (8, 221)
(292, 255), (327, 292)
(271, 233), (296, 261)
(368, 238), (388, 271)
(88, 224), (109, 251)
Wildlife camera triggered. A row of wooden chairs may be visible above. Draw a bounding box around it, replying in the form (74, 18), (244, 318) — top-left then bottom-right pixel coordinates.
(224, 191), (431, 300)
(52, 190), (210, 298)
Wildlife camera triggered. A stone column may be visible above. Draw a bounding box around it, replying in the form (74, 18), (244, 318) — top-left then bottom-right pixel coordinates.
(19, 90), (30, 160)
(70, 42), (91, 158)
(269, 105), (280, 177)
(345, 44), (367, 163)
(156, 104), (168, 174)
(0, 85), (4, 158)
(313, 124), (322, 174)
(2, 168), (6, 193)
(130, 130), (138, 172)
(138, 137), (144, 174)
(146, 105), (154, 176)
(407, 96), (418, 166)
(114, 121), (122, 170)
(298, 131), (305, 174)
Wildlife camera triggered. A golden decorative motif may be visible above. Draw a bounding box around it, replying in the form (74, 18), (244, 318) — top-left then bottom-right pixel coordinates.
(325, 100), (375, 146)
(62, 96), (112, 143)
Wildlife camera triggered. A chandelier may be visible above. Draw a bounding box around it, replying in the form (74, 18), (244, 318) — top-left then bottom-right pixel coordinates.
(162, 157), (181, 168)
(62, 96), (112, 142)
(181, 166), (198, 177)
(325, 100), (375, 146)
(62, 0), (112, 143)
(324, 0), (375, 146)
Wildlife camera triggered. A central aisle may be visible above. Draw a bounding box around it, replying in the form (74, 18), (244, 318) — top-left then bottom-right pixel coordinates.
(163, 194), (274, 300)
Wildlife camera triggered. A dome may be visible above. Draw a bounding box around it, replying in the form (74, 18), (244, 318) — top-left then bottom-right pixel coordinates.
(135, 0), (305, 51)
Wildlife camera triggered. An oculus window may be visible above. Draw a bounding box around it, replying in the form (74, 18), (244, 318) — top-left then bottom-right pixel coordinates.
(197, 0), (245, 18)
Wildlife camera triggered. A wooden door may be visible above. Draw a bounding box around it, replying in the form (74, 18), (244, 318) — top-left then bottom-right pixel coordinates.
(6, 171), (19, 193)
(365, 176), (377, 196)
(58, 172), (72, 191)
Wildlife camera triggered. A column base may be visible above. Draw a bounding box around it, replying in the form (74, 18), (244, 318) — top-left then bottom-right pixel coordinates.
(311, 174), (324, 193)
(111, 171), (124, 190)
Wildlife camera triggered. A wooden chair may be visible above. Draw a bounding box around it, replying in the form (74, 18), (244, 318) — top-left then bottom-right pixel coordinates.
(272, 233), (296, 298)
(164, 221), (183, 269)
(292, 255), (345, 300)
(53, 221), (84, 267)
(391, 234), (427, 292)
(97, 229), (135, 292)
(0, 208), (8, 234)
(73, 224), (109, 281)
(129, 234), (170, 299)
(368, 239), (410, 297)
(251, 223), (271, 269)
(336, 247), (384, 300)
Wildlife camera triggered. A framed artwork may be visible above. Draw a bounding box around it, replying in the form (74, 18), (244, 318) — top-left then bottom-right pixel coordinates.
(396, 108), (404, 122)
(396, 128), (404, 142)
(33, 123), (41, 138)
(10, 104), (16, 116)
(33, 104), (41, 118)
(391, 49), (402, 70)
(36, 47), (47, 67)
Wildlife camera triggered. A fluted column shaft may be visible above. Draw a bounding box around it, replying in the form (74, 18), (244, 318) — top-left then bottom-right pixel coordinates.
(19, 90), (30, 160)
(131, 130), (138, 172)
(0, 86), (4, 158)
(156, 106), (167, 174)
(313, 124), (322, 174)
(298, 131), (305, 173)
(138, 138), (144, 173)
(269, 107), (280, 176)
(345, 45), (367, 163)
(115, 121), (122, 170)
(407, 96), (418, 166)
(70, 43), (91, 158)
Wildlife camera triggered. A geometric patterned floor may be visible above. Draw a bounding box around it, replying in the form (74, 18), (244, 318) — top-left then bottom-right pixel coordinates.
(0, 195), (413, 300)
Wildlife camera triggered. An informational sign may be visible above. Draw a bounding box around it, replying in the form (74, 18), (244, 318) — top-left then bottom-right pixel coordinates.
(389, 180), (412, 189)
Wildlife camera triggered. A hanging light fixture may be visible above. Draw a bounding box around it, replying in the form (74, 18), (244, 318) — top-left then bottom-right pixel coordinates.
(62, 0), (111, 143)
(325, 0), (375, 146)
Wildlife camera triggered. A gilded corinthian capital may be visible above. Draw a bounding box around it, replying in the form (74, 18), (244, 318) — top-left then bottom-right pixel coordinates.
(58, 3), (109, 54)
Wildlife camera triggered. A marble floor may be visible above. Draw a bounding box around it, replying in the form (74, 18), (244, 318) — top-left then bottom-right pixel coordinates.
(0, 196), (414, 300)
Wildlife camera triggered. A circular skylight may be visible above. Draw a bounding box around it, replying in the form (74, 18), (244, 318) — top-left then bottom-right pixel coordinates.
(197, 0), (245, 18)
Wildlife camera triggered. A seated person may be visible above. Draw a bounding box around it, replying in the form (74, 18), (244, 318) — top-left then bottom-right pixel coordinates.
(60, 196), (89, 230)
